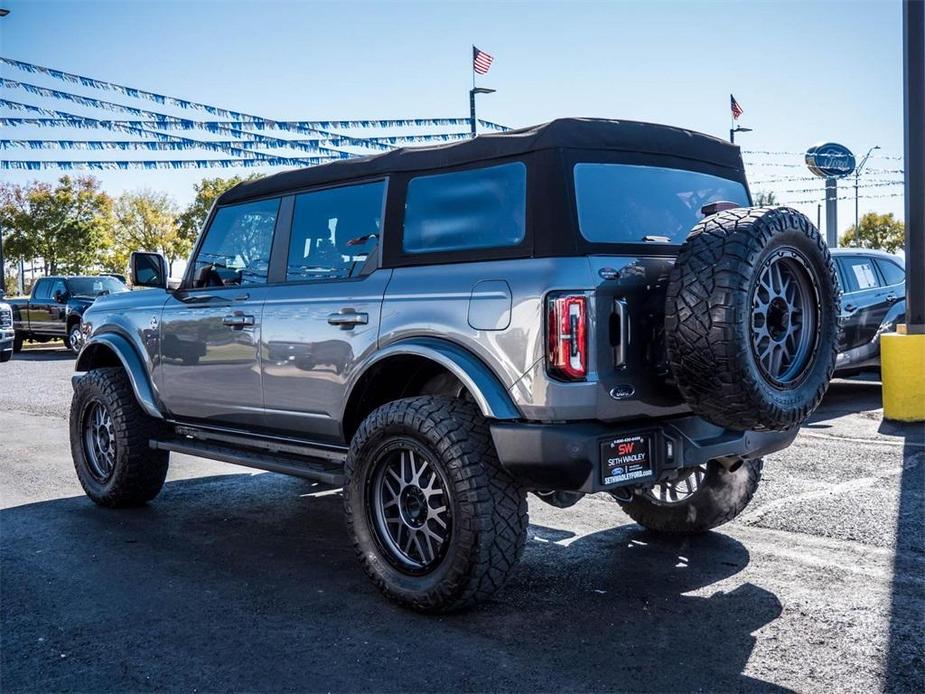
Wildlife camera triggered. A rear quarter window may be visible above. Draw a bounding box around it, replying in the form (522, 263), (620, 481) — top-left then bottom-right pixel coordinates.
(573, 163), (750, 245)
(402, 162), (526, 254)
(875, 258), (904, 286)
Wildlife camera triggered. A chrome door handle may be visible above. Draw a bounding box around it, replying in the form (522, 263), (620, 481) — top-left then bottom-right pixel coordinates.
(885, 294), (897, 303)
(327, 310), (368, 329)
(223, 313), (255, 329)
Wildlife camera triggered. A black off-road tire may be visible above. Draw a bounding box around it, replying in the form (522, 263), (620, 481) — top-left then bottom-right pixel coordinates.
(0, 349), (11, 363)
(344, 396), (528, 612)
(666, 207), (839, 432)
(615, 459), (763, 534)
(12, 333), (23, 353)
(70, 367), (169, 507)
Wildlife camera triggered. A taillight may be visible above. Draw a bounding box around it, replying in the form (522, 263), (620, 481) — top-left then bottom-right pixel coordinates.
(546, 293), (588, 380)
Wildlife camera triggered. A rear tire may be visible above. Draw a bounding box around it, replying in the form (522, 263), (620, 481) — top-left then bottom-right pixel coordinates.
(344, 396), (528, 612)
(614, 459), (762, 534)
(70, 367), (169, 507)
(12, 334), (22, 353)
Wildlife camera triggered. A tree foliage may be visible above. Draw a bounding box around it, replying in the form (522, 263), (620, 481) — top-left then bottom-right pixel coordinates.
(0, 176), (114, 275)
(839, 212), (905, 254)
(753, 191), (778, 206)
(112, 190), (184, 273)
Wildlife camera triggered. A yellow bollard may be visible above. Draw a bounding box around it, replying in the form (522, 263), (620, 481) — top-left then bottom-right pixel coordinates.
(881, 325), (925, 422)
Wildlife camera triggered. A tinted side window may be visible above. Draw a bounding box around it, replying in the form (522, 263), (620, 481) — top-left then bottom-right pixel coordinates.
(402, 162), (526, 254)
(287, 181), (385, 282)
(33, 279), (52, 300)
(839, 257), (882, 292)
(50, 280), (67, 299)
(192, 198), (280, 288)
(875, 258), (904, 286)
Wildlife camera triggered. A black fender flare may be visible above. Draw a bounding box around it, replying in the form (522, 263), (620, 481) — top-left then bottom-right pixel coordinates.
(343, 337), (521, 421)
(74, 332), (163, 419)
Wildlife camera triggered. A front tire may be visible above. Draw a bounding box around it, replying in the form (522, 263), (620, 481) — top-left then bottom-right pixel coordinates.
(0, 349), (11, 363)
(13, 334), (23, 353)
(344, 397), (528, 612)
(613, 459), (762, 535)
(70, 367), (169, 507)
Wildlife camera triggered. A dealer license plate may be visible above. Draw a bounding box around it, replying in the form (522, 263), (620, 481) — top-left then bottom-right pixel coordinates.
(601, 434), (655, 486)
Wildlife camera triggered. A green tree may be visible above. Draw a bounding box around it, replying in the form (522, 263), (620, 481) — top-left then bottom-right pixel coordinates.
(177, 175), (262, 247)
(839, 212), (905, 253)
(753, 191), (778, 206)
(0, 176), (114, 275)
(112, 190), (183, 274)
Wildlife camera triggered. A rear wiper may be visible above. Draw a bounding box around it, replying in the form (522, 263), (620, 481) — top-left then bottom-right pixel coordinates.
(641, 235), (671, 243)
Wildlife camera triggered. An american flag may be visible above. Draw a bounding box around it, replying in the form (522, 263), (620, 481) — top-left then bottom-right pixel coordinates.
(730, 94), (744, 120)
(473, 46), (494, 75)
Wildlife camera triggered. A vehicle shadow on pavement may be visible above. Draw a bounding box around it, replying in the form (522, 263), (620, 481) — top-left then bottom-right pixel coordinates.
(0, 472), (784, 693)
(804, 377), (882, 426)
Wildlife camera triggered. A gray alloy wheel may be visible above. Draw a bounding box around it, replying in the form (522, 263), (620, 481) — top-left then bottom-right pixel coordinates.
(369, 443), (452, 572)
(643, 464), (707, 505)
(750, 249), (819, 387)
(82, 400), (117, 483)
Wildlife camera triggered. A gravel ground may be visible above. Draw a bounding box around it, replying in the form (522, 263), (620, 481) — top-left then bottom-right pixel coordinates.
(0, 345), (922, 692)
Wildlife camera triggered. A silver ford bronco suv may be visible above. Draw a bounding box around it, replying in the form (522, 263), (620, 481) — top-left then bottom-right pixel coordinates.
(70, 119), (839, 612)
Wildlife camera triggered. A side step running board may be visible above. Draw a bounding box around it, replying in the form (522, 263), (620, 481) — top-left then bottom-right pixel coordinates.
(150, 437), (345, 486)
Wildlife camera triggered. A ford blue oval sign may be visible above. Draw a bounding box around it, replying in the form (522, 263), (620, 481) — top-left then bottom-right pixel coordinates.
(805, 142), (856, 178)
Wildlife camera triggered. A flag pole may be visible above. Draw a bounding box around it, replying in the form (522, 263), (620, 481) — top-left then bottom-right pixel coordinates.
(470, 45), (477, 137)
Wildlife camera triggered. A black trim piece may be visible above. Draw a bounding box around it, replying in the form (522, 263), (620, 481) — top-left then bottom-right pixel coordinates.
(267, 195), (295, 285)
(168, 420), (348, 462)
(150, 437), (345, 485)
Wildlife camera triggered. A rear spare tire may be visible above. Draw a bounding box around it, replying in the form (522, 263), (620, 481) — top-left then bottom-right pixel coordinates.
(665, 207), (838, 432)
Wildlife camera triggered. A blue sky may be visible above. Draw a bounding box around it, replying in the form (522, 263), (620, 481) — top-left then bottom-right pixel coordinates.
(0, 0), (906, 234)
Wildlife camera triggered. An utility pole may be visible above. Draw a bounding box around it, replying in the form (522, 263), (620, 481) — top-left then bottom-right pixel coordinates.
(854, 145), (881, 245)
(903, 0), (923, 334)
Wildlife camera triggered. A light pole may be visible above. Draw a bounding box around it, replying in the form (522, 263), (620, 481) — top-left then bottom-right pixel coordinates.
(730, 125), (752, 144)
(854, 145), (881, 246)
(469, 87), (495, 137)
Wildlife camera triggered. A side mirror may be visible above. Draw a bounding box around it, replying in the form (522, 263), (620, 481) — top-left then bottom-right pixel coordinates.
(131, 251), (169, 290)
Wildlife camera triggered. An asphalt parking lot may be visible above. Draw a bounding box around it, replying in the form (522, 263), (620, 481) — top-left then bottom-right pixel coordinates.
(1, 345), (922, 692)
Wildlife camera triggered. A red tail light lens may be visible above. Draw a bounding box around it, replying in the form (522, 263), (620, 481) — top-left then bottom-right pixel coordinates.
(546, 294), (588, 380)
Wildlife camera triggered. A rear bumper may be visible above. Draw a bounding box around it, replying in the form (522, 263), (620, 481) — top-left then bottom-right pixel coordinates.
(490, 415), (797, 493)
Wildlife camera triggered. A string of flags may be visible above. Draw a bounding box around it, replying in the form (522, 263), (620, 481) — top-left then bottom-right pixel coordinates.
(0, 56), (507, 171)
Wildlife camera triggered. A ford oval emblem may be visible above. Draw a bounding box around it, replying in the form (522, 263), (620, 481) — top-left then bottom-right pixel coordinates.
(805, 142), (856, 179)
(598, 267), (621, 281)
(609, 384), (636, 400)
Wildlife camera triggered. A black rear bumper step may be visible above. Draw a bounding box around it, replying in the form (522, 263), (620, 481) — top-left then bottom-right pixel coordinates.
(150, 437), (345, 486)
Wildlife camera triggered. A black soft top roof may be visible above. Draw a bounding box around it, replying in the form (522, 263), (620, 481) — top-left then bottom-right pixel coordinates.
(218, 117), (744, 206)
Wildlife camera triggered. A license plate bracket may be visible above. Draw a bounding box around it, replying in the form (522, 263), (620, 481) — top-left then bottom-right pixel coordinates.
(601, 433), (656, 486)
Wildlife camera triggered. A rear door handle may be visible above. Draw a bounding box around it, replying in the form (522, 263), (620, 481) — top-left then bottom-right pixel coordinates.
(223, 313), (255, 330)
(327, 310), (368, 329)
(885, 294), (897, 304)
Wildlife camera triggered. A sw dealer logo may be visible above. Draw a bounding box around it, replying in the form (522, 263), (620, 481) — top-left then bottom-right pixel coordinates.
(617, 442), (636, 456)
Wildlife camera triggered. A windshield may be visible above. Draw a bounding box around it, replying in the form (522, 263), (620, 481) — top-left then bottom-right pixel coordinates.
(574, 163), (750, 245)
(66, 276), (128, 297)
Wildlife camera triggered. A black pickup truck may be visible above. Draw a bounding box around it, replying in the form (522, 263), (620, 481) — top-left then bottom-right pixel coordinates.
(8, 275), (128, 354)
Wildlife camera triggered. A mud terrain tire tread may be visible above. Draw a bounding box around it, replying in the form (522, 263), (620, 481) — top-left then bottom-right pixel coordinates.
(616, 459), (763, 534)
(344, 396), (528, 612)
(70, 367), (169, 507)
(665, 207), (839, 432)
